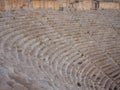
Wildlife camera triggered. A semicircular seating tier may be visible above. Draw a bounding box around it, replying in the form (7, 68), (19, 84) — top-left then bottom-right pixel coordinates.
(0, 9), (120, 90)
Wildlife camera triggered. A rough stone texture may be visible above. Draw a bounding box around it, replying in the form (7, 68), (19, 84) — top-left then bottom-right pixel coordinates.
(0, 8), (120, 90)
(0, 0), (120, 10)
(99, 2), (120, 9)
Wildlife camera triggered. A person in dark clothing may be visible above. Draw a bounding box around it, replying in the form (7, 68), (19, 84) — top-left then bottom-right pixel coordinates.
(94, 0), (99, 10)
(92, 0), (99, 10)
(96, 0), (99, 9)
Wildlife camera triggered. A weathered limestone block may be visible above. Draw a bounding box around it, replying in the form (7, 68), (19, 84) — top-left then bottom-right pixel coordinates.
(99, 2), (120, 9)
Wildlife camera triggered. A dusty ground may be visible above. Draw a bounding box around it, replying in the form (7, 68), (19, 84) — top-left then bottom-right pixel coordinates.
(0, 8), (120, 90)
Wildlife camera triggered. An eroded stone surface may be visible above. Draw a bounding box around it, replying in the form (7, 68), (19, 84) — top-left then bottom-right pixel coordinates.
(0, 9), (120, 90)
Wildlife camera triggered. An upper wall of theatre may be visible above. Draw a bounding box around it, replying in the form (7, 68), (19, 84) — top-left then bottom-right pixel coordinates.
(0, 0), (119, 10)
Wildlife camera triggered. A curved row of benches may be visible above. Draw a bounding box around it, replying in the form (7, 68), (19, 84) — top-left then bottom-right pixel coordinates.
(0, 9), (120, 90)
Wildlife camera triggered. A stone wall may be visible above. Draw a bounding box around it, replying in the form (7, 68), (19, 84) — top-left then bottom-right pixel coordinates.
(99, 2), (120, 9)
(77, 0), (92, 10)
(0, 0), (31, 9)
(0, 0), (92, 10)
(0, 0), (120, 10)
